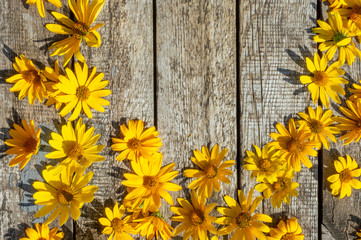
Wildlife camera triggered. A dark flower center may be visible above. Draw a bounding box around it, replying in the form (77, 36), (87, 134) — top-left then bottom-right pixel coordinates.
(190, 209), (204, 225)
(313, 71), (328, 87)
(236, 212), (251, 229)
(76, 86), (90, 101)
(72, 22), (90, 39)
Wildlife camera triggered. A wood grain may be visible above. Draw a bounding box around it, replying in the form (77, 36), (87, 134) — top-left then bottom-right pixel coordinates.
(156, 0), (237, 239)
(239, 0), (318, 239)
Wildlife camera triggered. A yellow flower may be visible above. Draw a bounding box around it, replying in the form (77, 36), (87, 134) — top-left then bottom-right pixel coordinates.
(42, 60), (63, 110)
(333, 0), (361, 28)
(184, 144), (235, 198)
(6, 55), (48, 104)
(216, 189), (272, 240)
(297, 106), (340, 150)
(45, 118), (105, 169)
(111, 119), (162, 162)
(255, 169), (299, 209)
(300, 52), (347, 108)
(46, 0), (105, 66)
(5, 119), (40, 170)
(98, 202), (137, 240)
(348, 81), (361, 102)
(327, 154), (361, 198)
(171, 190), (218, 240)
(322, 0), (342, 8)
(268, 217), (304, 240)
(243, 144), (284, 184)
(55, 61), (111, 121)
(122, 155), (181, 213)
(211, 237), (218, 240)
(313, 12), (361, 66)
(33, 165), (98, 225)
(135, 211), (173, 240)
(269, 119), (318, 172)
(357, 229), (361, 240)
(334, 100), (361, 145)
(20, 223), (64, 240)
(26, 0), (62, 18)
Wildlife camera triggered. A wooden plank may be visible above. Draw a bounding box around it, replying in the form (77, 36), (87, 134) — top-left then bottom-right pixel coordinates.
(239, 0), (318, 239)
(0, 2), (75, 240)
(74, 0), (154, 239)
(156, 0), (237, 238)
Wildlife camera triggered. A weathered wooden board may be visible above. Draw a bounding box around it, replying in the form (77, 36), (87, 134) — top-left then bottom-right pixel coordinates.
(156, 0), (237, 239)
(0, 1), (73, 239)
(73, 0), (154, 239)
(239, 0), (318, 239)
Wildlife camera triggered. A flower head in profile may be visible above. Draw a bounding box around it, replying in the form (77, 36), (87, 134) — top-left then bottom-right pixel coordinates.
(20, 223), (64, 240)
(216, 189), (272, 240)
(122, 155), (181, 213)
(46, 0), (105, 66)
(334, 100), (361, 145)
(135, 211), (173, 240)
(297, 106), (340, 150)
(98, 202), (137, 240)
(26, 0), (62, 18)
(269, 118), (319, 172)
(243, 144), (284, 184)
(42, 60), (63, 110)
(6, 55), (48, 104)
(33, 165), (98, 225)
(327, 154), (361, 199)
(255, 169), (299, 209)
(171, 190), (218, 240)
(45, 118), (105, 169)
(5, 119), (41, 170)
(184, 144), (235, 198)
(312, 12), (361, 66)
(55, 61), (111, 121)
(268, 217), (304, 240)
(300, 52), (347, 108)
(111, 119), (162, 162)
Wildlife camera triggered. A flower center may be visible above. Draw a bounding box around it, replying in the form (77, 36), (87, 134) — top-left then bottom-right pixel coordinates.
(204, 164), (218, 178)
(332, 32), (348, 45)
(281, 233), (295, 240)
(310, 120), (323, 133)
(76, 86), (90, 101)
(236, 212), (251, 229)
(23, 70), (41, 84)
(351, 7), (361, 25)
(23, 137), (38, 153)
(339, 168), (353, 183)
(273, 178), (287, 192)
(66, 142), (83, 159)
(190, 209), (204, 225)
(143, 176), (159, 190)
(72, 22), (90, 39)
(313, 71), (329, 86)
(127, 138), (142, 151)
(287, 139), (302, 152)
(111, 218), (125, 233)
(259, 158), (271, 171)
(38, 238), (47, 240)
(57, 186), (74, 204)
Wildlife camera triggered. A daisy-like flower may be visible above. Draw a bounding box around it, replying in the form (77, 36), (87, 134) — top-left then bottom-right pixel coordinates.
(26, 0), (61, 18)
(184, 144), (235, 198)
(327, 154), (361, 198)
(268, 217), (304, 240)
(98, 202), (137, 240)
(122, 155), (181, 213)
(255, 169), (299, 209)
(300, 52), (347, 108)
(5, 119), (40, 170)
(171, 190), (218, 240)
(348, 81), (361, 102)
(6, 55), (48, 104)
(46, 0), (105, 66)
(335, 100), (361, 145)
(216, 189), (272, 240)
(55, 61), (111, 121)
(111, 119), (162, 162)
(243, 144), (285, 184)
(333, 0), (361, 28)
(312, 12), (361, 66)
(297, 106), (340, 150)
(20, 223), (64, 240)
(135, 211), (173, 240)
(269, 118), (319, 172)
(42, 60), (63, 110)
(33, 165), (98, 225)
(45, 118), (105, 169)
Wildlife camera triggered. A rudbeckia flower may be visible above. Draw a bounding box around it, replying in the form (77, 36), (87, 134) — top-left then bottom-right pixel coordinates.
(335, 100), (361, 145)
(20, 223), (64, 240)
(134, 211), (173, 240)
(268, 217), (304, 240)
